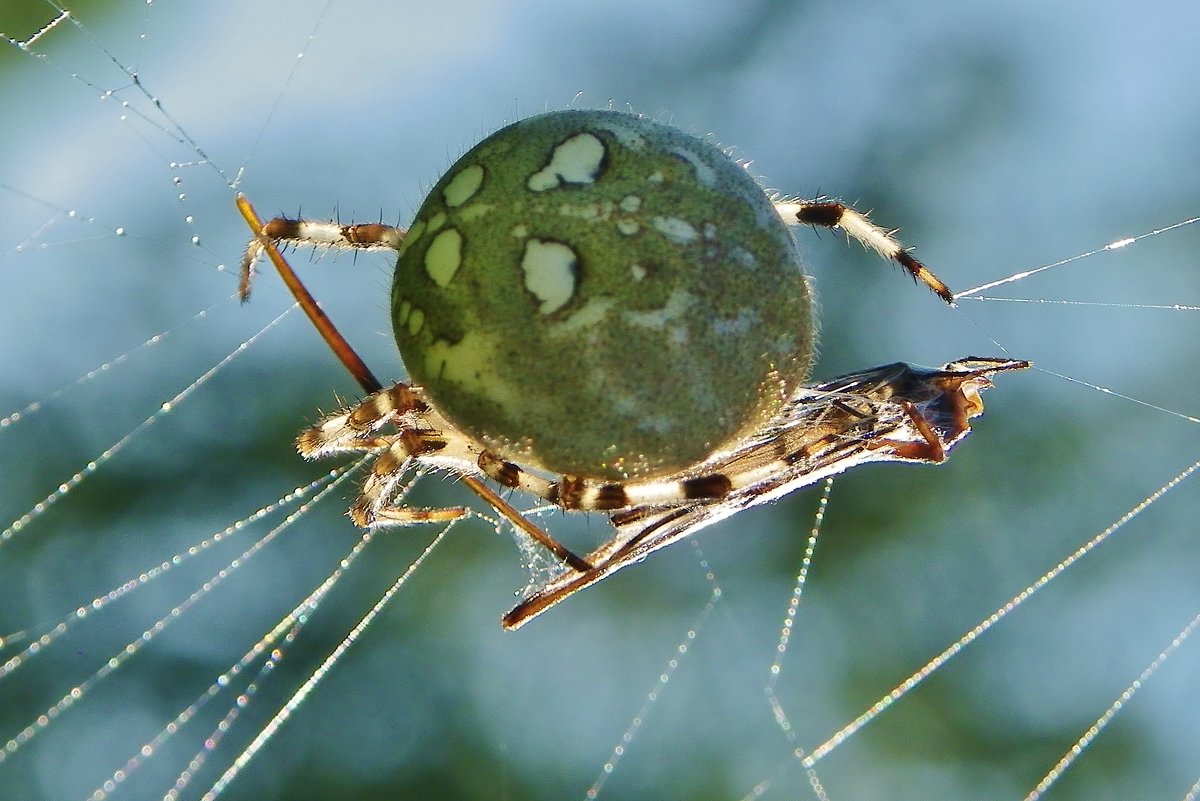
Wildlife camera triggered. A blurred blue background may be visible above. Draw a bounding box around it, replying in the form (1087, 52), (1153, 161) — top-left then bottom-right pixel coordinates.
(2, 1), (1199, 799)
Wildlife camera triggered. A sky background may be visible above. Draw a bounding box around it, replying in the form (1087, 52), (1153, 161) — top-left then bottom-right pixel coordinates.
(1, 1), (1199, 799)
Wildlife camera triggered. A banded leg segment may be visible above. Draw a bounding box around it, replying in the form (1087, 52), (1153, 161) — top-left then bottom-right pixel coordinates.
(477, 451), (733, 512)
(351, 437), (457, 527)
(297, 386), (594, 569)
(297, 384), (430, 457)
(240, 212), (406, 301)
(775, 199), (954, 303)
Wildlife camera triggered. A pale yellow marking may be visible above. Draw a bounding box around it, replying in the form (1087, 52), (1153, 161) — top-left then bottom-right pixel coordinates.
(617, 220), (640, 236)
(396, 298), (412, 324)
(668, 144), (717, 188)
(551, 297), (614, 336)
(619, 195), (641, 212)
(652, 216), (699, 245)
(511, 224), (528, 238)
(424, 331), (522, 410)
(527, 132), (606, 192)
(557, 200), (613, 222)
(609, 391), (677, 436)
(593, 119), (646, 151)
(711, 308), (758, 336)
(731, 245), (758, 269)
(427, 212), (447, 234)
(457, 203), (493, 223)
(637, 414), (676, 436)
(443, 164), (484, 207)
(624, 289), (695, 329)
(407, 306), (426, 336)
(521, 239), (578, 314)
(630, 263), (647, 281)
(424, 228), (463, 287)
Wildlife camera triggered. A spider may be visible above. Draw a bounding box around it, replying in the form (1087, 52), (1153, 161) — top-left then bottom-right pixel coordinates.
(237, 109), (1027, 629)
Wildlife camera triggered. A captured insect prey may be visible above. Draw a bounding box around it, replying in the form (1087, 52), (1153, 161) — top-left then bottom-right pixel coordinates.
(239, 109), (1027, 627)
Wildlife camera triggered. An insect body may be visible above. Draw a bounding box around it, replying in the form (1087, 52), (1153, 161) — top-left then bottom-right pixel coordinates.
(239, 109), (1024, 628)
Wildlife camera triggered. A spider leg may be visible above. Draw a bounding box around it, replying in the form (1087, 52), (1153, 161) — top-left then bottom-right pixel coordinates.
(297, 384), (430, 457)
(239, 208), (405, 301)
(351, 438), (458, 527)
(775, 198), (954, 303)
(295, 390), (593, 569)
(481, 388), (890, 517)
(236, 195), (384, 392)
(475, 386), (929, 515)
(477, 451), (732, 512)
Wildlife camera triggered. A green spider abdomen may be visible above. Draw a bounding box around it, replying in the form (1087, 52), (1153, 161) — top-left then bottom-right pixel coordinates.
(392, 109), (814, 480)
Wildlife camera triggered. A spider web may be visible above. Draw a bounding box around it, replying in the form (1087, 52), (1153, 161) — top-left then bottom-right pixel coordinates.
(2, 2), (1199, 800)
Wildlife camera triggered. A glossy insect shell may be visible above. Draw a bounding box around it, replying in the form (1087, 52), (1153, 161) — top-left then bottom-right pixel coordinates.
(392, 109), (814, 480)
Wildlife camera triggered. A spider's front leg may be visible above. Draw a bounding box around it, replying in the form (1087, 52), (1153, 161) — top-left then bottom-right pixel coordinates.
(240, 213), (406, 301)
(775, 198), (955, 303)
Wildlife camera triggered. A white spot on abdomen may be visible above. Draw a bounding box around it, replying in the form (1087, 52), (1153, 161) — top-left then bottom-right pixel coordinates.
(424, 228), (463, 287)
(668, 145), (717, 188)
(623, 289), (695, 329)
(527, 133), (606, 191)
(442, 164), (484, 207)
(652, 216), (699, 245)
(521, 239), (578, 314)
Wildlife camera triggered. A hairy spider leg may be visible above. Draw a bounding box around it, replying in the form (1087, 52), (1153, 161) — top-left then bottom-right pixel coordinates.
(236, 195), (385, 392)
(775, 199), (955, 303)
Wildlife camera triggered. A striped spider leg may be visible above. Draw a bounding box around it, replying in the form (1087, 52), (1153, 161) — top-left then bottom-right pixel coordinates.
(773, 199), (954, 303)
(237, 109), (1025, 628)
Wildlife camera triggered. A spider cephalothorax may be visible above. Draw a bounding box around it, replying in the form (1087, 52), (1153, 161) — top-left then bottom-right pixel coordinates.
(239, 108), (1023, 628)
